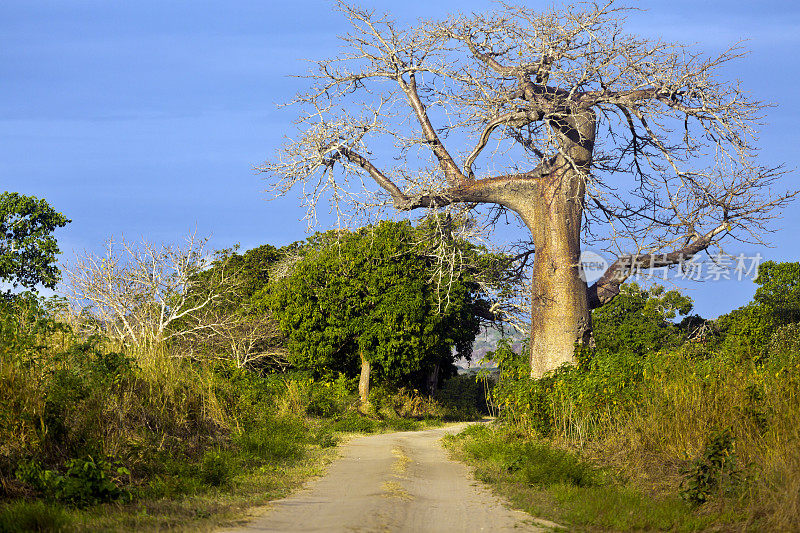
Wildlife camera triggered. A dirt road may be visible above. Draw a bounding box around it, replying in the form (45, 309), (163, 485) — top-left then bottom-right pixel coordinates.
(221, 423), (556, 533)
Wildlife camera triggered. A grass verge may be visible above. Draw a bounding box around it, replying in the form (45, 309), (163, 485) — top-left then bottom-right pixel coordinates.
(0, 445), (337, 533)
(443, 424), (747, 532)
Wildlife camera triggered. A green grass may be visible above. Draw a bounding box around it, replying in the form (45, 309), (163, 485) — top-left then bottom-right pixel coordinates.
(0, 446), (337, 533)
(321, 412), (444, 434)
(0, 501), (72, 533)
(444, 424), (745, 532)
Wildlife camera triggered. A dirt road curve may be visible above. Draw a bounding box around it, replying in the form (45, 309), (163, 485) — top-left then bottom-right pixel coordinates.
(221, 423), (556, 533)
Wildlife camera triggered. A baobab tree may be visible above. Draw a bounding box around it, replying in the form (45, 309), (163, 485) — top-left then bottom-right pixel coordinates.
(261, 1), (793, 377)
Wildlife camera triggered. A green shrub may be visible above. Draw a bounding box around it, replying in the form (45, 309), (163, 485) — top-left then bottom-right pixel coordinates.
(458, 425), (597, 487)
(717, 303), (777, 359)
(313, 429), (339, 448)
(16, 456), (130, 507)
(383, 418), (422, 432)
(680, 429), (742, 506)
(768, 322), (800, 358)
(306, 376), (355, 417)
(492, 349), (646, 438)
(200, 449), (235, 487)
(591, 283), (692, 356)
(326, 413), (380, 433)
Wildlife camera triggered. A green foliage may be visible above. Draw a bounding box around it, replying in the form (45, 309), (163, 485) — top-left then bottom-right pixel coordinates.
(754, 261), (800, 324)
(592, 283), (693, 356)
(262, 220), (482, 384)
(200, 449), (235, 487)
(306, 375), (355, 417)
(225, 244), (282, 299)
(0, 292), (70, 362)
(485, 337), (528, 381)
(16, 456), (131, 507)
(267, 374), (356, 419)
(716, 302), (777, 358)
(0, 192), (70, 290)
(314, 429), (339, 448)
(490, 340), (646, 437)
(680, 429), (742, 506)
(321, 410), (425, 434)
(768, 322), (800, 358)
(234, 417), (307, 463)
(324, 412), (383, 433)
(714, 261), (800, 359)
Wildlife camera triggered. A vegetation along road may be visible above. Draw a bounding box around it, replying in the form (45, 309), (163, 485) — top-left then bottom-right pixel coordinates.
(220, 423), (557, 533)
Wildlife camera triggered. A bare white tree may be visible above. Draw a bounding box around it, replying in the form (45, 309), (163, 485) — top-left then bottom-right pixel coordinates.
(169, 258), (289, 369)
(63, 234), (218, 351)
(260, 1), (795, 377)
(65, 235), (289, 369)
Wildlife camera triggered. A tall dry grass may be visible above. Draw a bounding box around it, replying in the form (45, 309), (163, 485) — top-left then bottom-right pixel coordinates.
(578, 350), (799, 529)
(492, 325), (800, 530)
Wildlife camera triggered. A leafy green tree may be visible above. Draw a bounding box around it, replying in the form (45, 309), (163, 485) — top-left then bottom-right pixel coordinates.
(261, 221), (484, 403)
(716, 303), (777, 359)
(754, 261), (800, 324)
(218, 244), (281, 300)
(713, 261), (800, 359)
(0, 192), (70, 290)
(591, 283), (693, 356)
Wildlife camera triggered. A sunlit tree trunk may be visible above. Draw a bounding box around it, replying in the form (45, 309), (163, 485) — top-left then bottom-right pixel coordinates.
(518, 167), (591, 378)
(514, 113), (595, 378)
(358, 350), (371, 409)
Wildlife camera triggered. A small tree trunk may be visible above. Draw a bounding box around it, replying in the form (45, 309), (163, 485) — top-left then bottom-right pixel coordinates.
(358, 350), (371, 407)
(518, 166), (592, 378)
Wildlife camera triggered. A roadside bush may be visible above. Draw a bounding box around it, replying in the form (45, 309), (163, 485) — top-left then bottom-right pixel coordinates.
(313, 429), (338, 448)
(200, 449), (235, 487)
(326, 412), (381, 433)
(307, 375), (355, 417)
(492, 348), (646, 439)
(15, 456), (130, 507)
(680, 429), (742, 506)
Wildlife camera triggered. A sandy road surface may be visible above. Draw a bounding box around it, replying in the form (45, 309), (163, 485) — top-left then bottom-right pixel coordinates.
(221, 423), (556, 533)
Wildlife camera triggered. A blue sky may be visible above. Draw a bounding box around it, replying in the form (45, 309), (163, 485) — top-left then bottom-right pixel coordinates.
(2, 0), (799, 318)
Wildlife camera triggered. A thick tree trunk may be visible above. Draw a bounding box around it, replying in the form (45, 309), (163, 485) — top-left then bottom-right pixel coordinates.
(358, 350), (371, 407)
(517, 163), (592, 379)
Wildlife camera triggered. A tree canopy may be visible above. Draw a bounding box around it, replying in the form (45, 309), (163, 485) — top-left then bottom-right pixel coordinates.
(591, 283), (693, 356)
(260, 221), (484, 385)
(0, 192), (70, 291)
(754, 261), (800, 324)
(714, 261), (800, 357)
